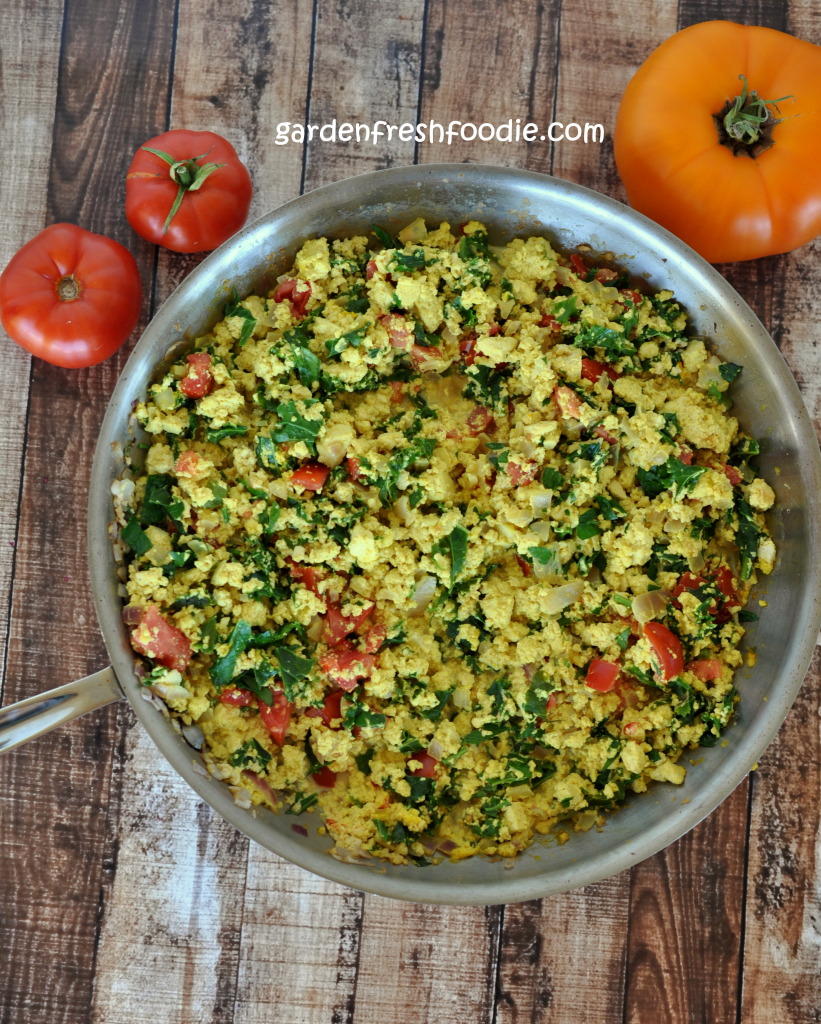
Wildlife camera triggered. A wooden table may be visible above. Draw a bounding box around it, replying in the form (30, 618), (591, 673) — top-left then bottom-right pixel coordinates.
(1, 1), (819, 1021)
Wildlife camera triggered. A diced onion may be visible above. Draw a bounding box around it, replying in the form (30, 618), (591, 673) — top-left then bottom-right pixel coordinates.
(427, 738), (444, 760)
(452, 687), (472, 709)
(531, 520), (553, 541)
(631, 589), (671, 624)
(532, 546), (562, 580)
(317, 421), (354, 467)
(542, 580), (584, 615)
(154, 387), (177, 411)
(410, 574), (437, 615)
(398, 217), (427, 244)
(530, 490), (554, 512)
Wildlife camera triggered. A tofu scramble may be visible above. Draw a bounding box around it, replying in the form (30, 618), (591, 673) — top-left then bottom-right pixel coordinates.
(119, 218), (776, 865)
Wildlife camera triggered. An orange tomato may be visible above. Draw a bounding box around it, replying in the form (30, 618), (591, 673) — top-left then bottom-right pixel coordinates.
(614, 21), (821, 262)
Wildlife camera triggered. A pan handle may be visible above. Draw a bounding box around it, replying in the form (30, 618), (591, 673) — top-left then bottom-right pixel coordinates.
(0, 667), (123, 754)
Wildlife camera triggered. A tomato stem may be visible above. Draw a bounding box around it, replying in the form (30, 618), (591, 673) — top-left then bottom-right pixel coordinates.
(715, 75), (793, 158)
(56, 275), (80, 302)
(141, 145), (226, 234)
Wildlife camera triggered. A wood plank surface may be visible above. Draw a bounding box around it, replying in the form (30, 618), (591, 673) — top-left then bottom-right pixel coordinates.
(1, 1), (821, 1022)
(0, 3), (176, 1023)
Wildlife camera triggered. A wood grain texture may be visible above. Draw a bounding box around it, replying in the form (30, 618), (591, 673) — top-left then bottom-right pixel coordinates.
(495, 878), (630, 1024)
(302, 0), (425, 191)
(0, 2), (176, 1023)
(740, 654), (821, 1024)
(0, 0), (63, 705)
(90, 723), (248, 1024)
(624, 783), (750, 1024)
(418, 0), (560, 170)
(350, 899), (501, 1023)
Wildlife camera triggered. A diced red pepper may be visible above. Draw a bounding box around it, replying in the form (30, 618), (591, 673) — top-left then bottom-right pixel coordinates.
(643, 621), (684, 681)
(258, 691), (293, 746)
(291, 462), (330, 492)
(273, 278), (312, 318)
(179, 352), (215, 399)
(467, 405), (495, 436)
(408, 752), (439, 778)
(219, 687), (257, 707)
(130, 604), (192, 672)
(318, 649), (377, 691)
(584, 658), (621, 693)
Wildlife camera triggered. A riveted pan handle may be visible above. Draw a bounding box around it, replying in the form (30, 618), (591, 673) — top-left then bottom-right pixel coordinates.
(0, 667), (123, 753)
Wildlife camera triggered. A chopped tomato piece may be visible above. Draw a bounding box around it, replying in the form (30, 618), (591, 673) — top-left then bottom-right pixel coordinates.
(218, 687), (256, 707)
(362, 622), (387, 654)
(585, 658), (621, 693)
(306, 689), (345, 729)
(174, 449), (202, 477)
(570, 253), (588, 277)
(593, 424), (618, 445)
(365, 259), (378, 280)
(459, 332), (478, 366)
(722, 463), (743, 486)
(593, 267), (619, 284)
(467, 405), (495, 436)
(378, 313), (413, 349)
(411, 344), (441, 368)
(324, 602), (375, 646)
(291, 462), (330, 492)
(130, 604), (192, 672)
(516, 554), (532, 578)
(258, 691), (293, 746)
(179, 352), (214, 399)
(408, 752), (439, 778)
(621, 288), (643, 306)
(287, 558), (326, 595)
(318, 649), (377, 691)
(643, 621), (684, 681)
(311, 765), (337, 788)
(273, 278), (311, 318)
(553, 385), (582, 419)
(581, 357), (619, 383)
(688, 658), (723, 681)
(346, 456), (363, 482)
(677, 447), (694, 465)
(546, 692), (558, 711)
(507, 459), (538, 487)
(539, 312), (561, 331)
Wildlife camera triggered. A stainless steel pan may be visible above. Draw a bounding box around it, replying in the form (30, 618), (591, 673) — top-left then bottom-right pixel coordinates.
(2, 164), (819, 905)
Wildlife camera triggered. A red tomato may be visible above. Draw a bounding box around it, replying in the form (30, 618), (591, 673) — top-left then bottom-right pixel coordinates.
(287, 558), (326, 595)
(378, 313), (413, 349)
(318, 649), (377, 691)
(305, 690), (345, 729)
(570, 253), (589, 277)
(125, 129), (252, 253)
(539, 312), (561, 331)
(459, 332), (478, 365)
(688, 659), (723, 682)
(411, 344), (441, 368)
(584, 658), (621, 693)
(258, 692), (293, 746)
(507, 459), (538, 487)
(0, 223), (142, 368)
(581, 357), (619, 383)
(311, 765), (337, 788)
(218, 687), (256, 707)
(273, 278), (312, 318)
(179, 352), (214, 399)
(291, 462), (330, 491)
(408, 752), (439, 778)
(362, 622), (387, 654)
(467, 405), (495, 436)
(553, 385), (582, 419)
(174, 450), (201, 477)
(130, 604), (192, 671)
(324, 603), (375, 646)
(346, 456), (363, 482)
(643, 621), (684, 680)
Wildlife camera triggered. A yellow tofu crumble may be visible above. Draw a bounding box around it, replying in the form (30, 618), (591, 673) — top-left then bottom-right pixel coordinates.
(118, 219), (775, 866)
